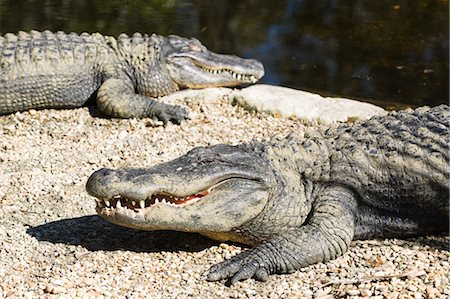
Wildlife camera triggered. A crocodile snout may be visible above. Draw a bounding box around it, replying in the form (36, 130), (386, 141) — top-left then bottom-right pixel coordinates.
(86, 168), (118, 198)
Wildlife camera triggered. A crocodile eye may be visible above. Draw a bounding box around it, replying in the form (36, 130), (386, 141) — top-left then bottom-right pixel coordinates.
(189, 44), (202, 52)
(188, 38), (204, 52)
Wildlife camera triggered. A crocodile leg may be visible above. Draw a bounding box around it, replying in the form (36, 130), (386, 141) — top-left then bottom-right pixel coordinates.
(96, 78), (190, 124)
(206, 186), (356, 284)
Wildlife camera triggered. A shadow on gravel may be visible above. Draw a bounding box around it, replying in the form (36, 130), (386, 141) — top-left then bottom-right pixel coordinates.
(413, 236), (450, 252)
(26, 215), (218, 253)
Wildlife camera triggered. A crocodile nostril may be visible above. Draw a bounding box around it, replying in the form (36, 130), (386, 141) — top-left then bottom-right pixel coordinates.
(96, 168), (114, 177)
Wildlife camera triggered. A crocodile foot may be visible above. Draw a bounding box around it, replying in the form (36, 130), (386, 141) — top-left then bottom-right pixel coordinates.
(205, 250), (272, 285)
(153, 103), (191, 125)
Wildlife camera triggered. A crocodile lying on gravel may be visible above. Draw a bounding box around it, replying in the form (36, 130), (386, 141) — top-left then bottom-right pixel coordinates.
(0, 30), (264, 124)
(86, 105), (449, 284)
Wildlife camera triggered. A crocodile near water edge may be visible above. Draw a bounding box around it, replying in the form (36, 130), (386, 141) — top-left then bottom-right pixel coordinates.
(86, 105), (449, 284)
(0, 30), (264, 124)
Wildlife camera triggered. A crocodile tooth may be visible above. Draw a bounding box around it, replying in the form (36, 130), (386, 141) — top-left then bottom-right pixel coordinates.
(161, 198), (167, 204)
(155, 198), (160, 204)
(237, 74), (242, 80)
(131, 200), (136, 206)
(104, 200), (110, 208)
(116, 200), (122, 208)
(139, 200), (145, 209)
(96, 199), (105, 208)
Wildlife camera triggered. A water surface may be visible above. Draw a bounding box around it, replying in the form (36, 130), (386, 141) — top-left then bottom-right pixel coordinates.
(1, 0), (448, 108)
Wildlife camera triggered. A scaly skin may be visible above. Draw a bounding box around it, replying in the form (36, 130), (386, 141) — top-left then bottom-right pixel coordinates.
(0, 30), (264, 124)
(86, 105), (449, 284)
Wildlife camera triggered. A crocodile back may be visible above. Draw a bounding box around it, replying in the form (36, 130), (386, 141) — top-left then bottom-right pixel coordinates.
(0, 31), (113, 113)
(326, 105), (449, 235)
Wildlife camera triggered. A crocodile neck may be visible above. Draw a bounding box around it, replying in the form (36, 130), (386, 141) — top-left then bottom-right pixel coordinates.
(108, 33), (180, 97)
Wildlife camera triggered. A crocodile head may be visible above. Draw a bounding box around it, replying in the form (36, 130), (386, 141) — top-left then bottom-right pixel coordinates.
(86, 144), (272, 244)
(162, 35), (265, 88)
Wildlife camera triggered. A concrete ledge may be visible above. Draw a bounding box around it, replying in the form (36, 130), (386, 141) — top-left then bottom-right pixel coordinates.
(163, 84), (386, 124)
(233, 85), (386, 124)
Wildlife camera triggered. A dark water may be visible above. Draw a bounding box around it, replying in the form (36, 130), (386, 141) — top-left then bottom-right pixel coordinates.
(1, 0), (448, 108)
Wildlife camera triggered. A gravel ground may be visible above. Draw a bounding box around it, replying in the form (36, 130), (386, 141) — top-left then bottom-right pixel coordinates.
(0, 94), (449, 298)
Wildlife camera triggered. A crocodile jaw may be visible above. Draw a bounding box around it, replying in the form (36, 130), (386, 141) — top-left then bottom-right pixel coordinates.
(166, 51), (265, 88)
(89, 176), (269, 239)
